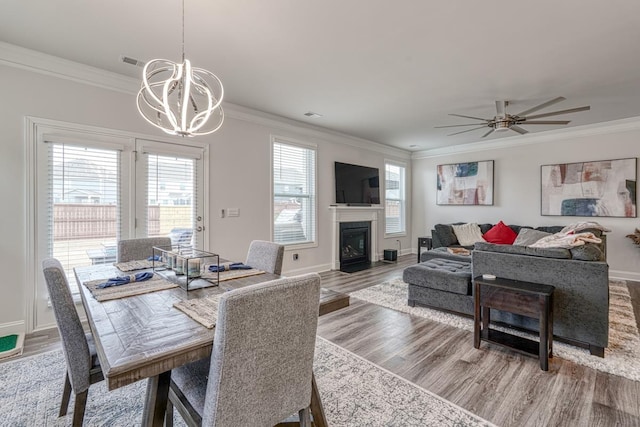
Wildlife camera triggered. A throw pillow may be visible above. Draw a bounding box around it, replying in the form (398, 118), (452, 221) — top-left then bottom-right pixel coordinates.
(451, 223), (486, 246)
(434, 224), (459, 247)
(513, 228), (552, 246)
(483, 221), (517, 245)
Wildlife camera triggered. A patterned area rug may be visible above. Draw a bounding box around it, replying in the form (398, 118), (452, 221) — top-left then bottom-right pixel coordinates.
(351, 278), (640, 382)
(0, 337), (493, 426)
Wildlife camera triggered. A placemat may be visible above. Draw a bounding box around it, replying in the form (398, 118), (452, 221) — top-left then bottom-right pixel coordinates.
(83, 275), (178, 302)
(114, 260), (165, 272)
(200, 267), (266, 282)
(173, 294), (223, 329)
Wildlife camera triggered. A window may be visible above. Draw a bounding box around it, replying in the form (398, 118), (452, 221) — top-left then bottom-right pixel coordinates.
(41, 142), (123, 296)
(272, 138), (316, 246)
(385, 161), (406, 235)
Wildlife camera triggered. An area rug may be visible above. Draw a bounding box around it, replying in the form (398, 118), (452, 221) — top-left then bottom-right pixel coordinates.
(0, 337), (493, 426)
(351, 278), (640, 382)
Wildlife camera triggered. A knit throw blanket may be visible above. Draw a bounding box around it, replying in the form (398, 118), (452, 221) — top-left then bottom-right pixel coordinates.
(530, 231), (602, 249)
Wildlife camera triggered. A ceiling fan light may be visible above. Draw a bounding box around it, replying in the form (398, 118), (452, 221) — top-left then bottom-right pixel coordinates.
(494, 121), (510, 132)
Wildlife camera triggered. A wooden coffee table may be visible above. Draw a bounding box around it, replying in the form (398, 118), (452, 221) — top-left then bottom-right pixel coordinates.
(473, 276), (555, 371)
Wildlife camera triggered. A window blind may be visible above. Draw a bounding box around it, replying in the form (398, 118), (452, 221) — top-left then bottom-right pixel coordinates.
(273, 140), (317, 245)
(47, 143), (121, 293)
(385, 162), (406, 235)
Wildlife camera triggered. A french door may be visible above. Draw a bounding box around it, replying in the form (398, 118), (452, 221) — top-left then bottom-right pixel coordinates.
(32, 127), (206, 331)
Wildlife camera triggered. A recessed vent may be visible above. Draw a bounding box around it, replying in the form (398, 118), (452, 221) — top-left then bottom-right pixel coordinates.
(120, 55), (145, 67)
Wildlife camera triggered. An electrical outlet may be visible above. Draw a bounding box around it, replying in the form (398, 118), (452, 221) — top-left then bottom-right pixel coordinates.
(292, 253), (299, 261)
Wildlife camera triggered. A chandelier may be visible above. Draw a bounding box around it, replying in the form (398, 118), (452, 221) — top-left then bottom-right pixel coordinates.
(136, 0), (224, 137)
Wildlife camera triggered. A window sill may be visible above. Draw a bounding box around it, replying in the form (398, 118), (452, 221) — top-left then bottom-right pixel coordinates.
(384, 232), (407, 239)
(283, 241), (318, 251)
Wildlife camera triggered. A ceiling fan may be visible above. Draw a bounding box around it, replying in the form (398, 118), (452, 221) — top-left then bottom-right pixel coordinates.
(436, 97), (590, 138)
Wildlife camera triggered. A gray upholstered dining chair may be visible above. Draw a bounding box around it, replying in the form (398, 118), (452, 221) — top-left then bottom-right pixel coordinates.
(165, 273), (322, 427)
(116, 236), (172, 263)
(245, 240), (285, 275)
(42, 258), (104, 427)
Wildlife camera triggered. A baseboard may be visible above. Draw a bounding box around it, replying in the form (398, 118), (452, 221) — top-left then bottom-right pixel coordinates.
(282, 263), (333, 276)
(0, 320), (25, 337)
(610, 270), (640, 282)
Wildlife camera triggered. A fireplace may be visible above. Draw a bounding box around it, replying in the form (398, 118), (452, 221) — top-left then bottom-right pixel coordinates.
(329, 205), (381, 271)
(339, 221), (371, 272)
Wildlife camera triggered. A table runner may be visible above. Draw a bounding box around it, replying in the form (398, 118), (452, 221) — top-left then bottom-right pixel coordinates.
(83, 275), (178, 302)
(115, 259), (164, 272)
(201, 267), (266, 282)
(173, 294), (223, 328)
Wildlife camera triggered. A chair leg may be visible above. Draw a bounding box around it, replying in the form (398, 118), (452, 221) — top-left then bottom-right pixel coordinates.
(72, 390), (88, 427)
(165, 400), (174, 427)
(59, 371), (72, 417)
(299, 407), (311, 427)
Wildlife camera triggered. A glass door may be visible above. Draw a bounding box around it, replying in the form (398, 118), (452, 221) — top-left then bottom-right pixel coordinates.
(135, 140), (205, 250)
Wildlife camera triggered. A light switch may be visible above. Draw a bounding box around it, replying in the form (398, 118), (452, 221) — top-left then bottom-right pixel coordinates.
(227, 208), (240, 217)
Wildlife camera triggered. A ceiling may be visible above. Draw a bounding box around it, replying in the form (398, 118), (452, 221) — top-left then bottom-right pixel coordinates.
(3, 0), (640, 151)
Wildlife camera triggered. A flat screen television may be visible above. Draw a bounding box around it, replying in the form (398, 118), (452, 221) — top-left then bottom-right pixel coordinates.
(335, 161), (380, 205)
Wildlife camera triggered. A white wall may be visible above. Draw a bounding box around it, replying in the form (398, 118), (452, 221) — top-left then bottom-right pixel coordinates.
(0, 52), (411, 334)
(411, 121), (640, 280)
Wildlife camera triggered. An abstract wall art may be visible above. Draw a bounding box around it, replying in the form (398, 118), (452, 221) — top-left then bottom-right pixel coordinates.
(541, 158), (637, 217)
(436, 160), (494, 205)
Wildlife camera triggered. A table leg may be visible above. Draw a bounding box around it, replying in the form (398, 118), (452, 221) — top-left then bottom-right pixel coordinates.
(540, 296), (550, 371)
(473, 282), (481, 349)
(310, 372), (328, 427)
(141, 371), (171, 427)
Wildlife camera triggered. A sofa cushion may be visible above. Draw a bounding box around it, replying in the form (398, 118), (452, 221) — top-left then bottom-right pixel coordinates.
(536, 225), (564, 234)
(483, 221), (517, 244)
(403, 259), (472, 295)
(434, 224), (459, 247)
(513, 228), (552, 246)
(452, 223), (486, 246)
(570, 244), (604, 261)
(474, 241), (571, 259)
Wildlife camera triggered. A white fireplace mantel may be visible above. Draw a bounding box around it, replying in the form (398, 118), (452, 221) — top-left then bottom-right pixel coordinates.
(329, 206), (383, 270)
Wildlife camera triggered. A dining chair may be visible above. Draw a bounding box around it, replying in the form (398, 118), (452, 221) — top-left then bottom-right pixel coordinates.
(165, 273), (322, 427)
(245, 240), (285, 275)
(42, 258), (104, 427)
(116, 236), (172, 263)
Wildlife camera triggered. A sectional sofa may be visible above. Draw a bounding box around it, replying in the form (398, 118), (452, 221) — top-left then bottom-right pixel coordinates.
(404, 222), (609, 356)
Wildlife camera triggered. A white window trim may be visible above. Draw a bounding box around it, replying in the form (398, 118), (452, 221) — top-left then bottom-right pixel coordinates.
(270, 135), (318, 249)
(384, 158), (407, 238)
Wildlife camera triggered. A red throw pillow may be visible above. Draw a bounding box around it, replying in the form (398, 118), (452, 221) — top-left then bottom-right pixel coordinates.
(483, 221), (517, 245)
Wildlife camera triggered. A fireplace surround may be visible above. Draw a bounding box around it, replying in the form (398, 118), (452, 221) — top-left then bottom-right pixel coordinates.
(329, 206), (382, 271)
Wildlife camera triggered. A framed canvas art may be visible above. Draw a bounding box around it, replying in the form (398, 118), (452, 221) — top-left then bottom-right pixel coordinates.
(541, 157), (637, 217)
(436, 160), (494, 205)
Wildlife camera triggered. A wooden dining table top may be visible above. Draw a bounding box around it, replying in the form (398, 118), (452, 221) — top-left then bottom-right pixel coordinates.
(74, 263), (349, 391)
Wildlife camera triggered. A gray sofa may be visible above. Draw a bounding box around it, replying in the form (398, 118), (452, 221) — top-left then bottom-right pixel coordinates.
(404, 223), (609, 356)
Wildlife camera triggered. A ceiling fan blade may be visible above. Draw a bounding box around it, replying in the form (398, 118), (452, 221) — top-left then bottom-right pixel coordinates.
(447, 126), (488, 136)
(481, 129), (494, 138)
(515, 96), (566, 117)
(449, 113), (489, 121)
(522, 120), (570, 125)
(495, 100), (506, 117)
(524, 106), (590, 120)
(435, 123), (487, 128)
(510, 125), (529, 135)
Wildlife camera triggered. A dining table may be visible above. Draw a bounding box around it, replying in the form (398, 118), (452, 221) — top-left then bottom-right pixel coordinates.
(75, 262), (349, 427)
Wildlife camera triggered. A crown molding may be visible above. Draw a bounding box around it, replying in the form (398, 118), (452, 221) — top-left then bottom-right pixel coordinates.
(411, 117), (640, 160)
(1, 41), (410, 160)
(0, 41), (140, 94)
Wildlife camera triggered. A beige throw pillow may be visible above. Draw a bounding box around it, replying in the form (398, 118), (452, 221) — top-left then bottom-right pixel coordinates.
(451, 223), (486, 246)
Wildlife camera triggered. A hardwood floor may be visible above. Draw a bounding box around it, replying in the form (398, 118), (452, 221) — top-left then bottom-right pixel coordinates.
(10, 254), (640, 426)
(316, 255), (640, 427)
